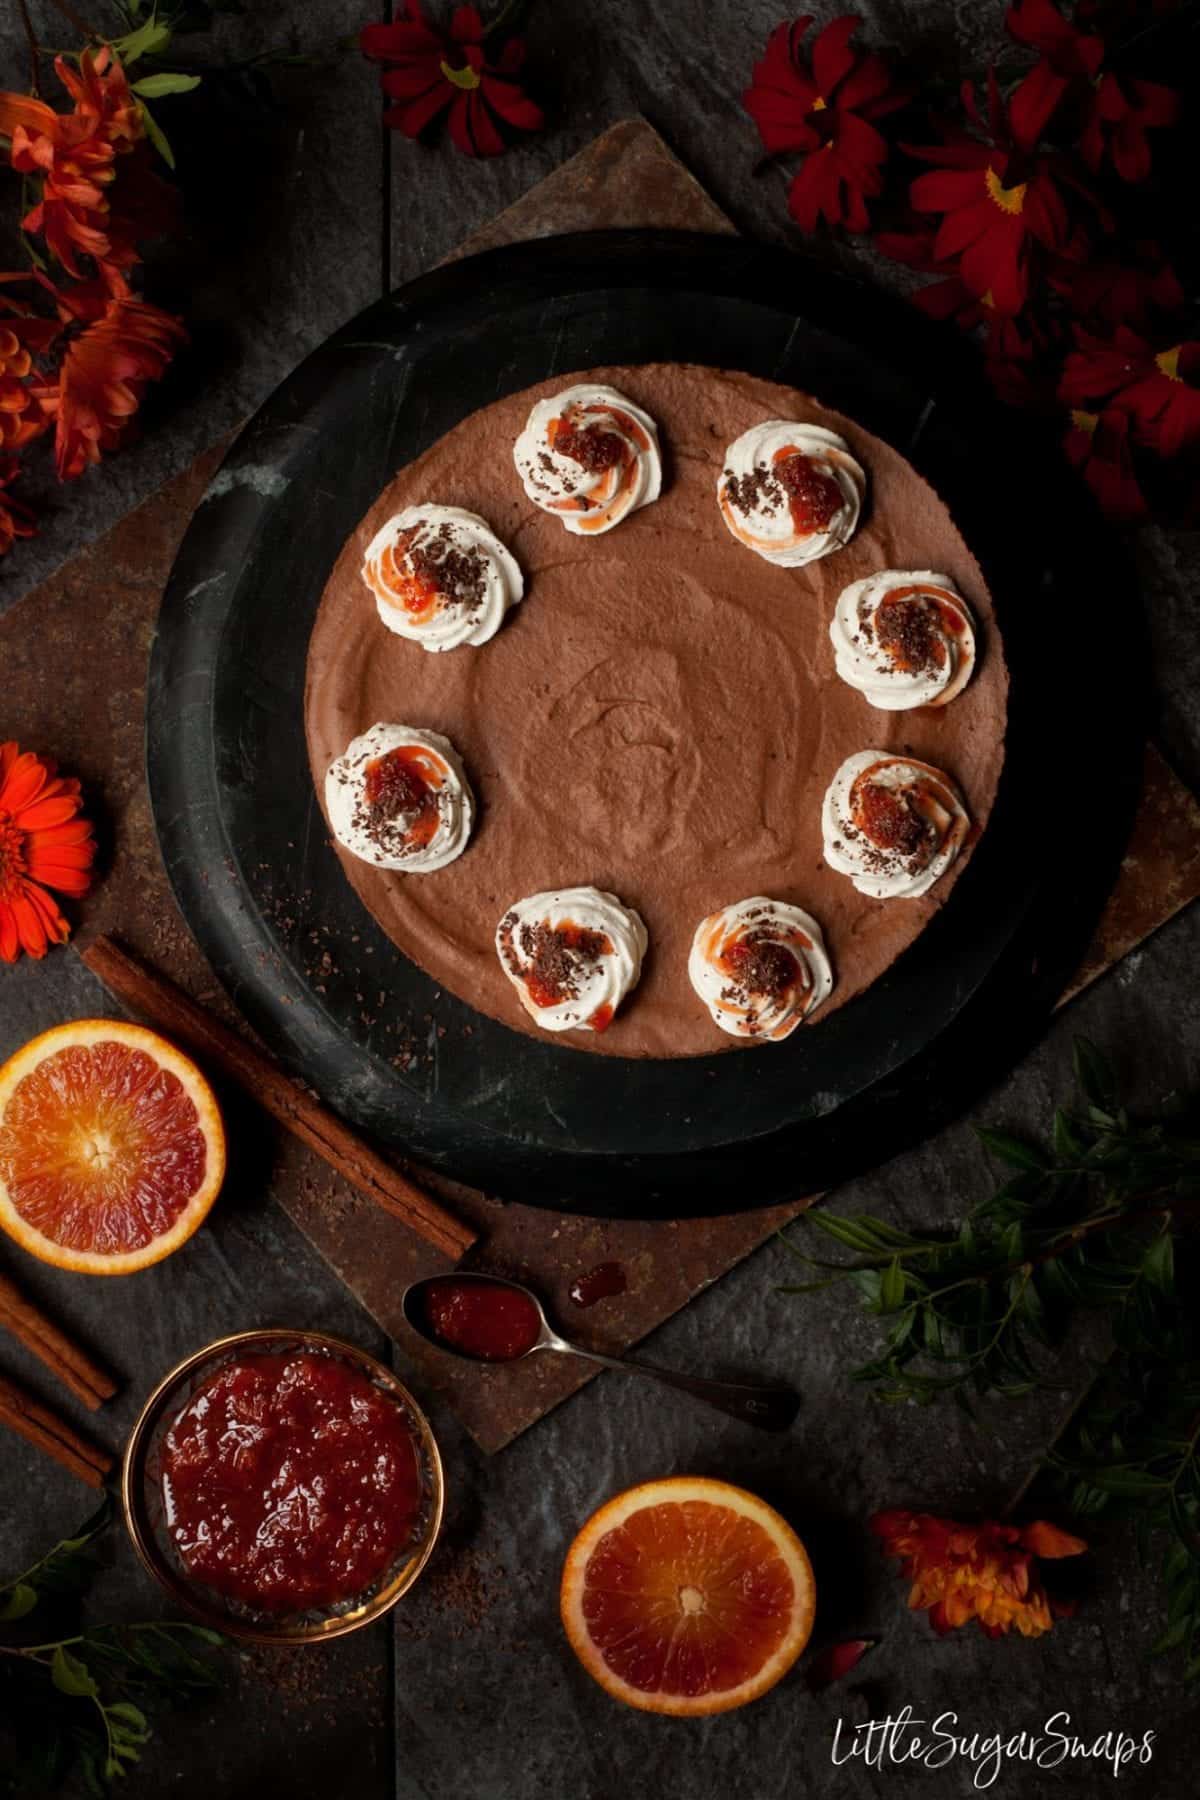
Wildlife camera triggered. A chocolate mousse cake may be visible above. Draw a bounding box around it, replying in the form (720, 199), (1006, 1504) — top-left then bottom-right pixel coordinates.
(304, 364), (1008, 1058)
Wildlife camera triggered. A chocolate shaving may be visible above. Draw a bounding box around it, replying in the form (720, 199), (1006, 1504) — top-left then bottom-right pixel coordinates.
(876, 598), (942, 675)
(408, 525), (488, 611)
(516, 920), (608, 1004)
(723, 465), (784, 516)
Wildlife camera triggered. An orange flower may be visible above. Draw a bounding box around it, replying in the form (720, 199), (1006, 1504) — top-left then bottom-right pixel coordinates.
(0, 49), (143, 276)
(37, 292), (186, 479)
(0, 458), (35, 557)
(871, 1509), (1086, 1639)
(0, 319), (53, 451)
(0, 741), (96, 962)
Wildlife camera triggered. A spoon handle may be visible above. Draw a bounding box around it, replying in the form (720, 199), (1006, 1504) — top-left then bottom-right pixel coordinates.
(563, 1345), (800, 1433)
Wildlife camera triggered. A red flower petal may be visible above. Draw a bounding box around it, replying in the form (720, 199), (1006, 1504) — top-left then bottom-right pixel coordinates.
(13, 793), (81, 831)
(911, 168), (984, 213)
(479, 75), (543, 133)
(10, 887), (52, 957)
(383, 82), (452, 138)
(0, 750), (49, 814)
(1009, 57), (1069, 150)
(811, 15), (860, 97)
(1020, 1521), (1088, 1559)
(449, 5), (486, 45)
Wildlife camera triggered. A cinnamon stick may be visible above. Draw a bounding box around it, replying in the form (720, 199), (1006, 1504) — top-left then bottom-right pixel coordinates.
(0, 1271), (116, 1411)
(0, 1369), (112, 1489)
(81, 936), (477, 1264)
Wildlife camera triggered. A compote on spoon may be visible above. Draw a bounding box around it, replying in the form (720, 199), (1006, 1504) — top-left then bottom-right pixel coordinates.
(402, 1272), (799, 1433)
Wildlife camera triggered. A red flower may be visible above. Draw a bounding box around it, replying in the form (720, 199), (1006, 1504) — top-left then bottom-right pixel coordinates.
(872, 1510), (1086, 1639)
(35, 291), (186, 480)
(1063, 407), (1148, 521)
(906, 75), (1078, 315)
(744, 15), (907, 233)
(361, 3), (542, 158)
(1061, 326), (1200, 455)
(0, 741), (95, 962)
(0, 49), (145, 277)
(1006, 0), (1178, 180)
(1006, 0), (1104, 147)
(1050, 240), (1183, 329)
(0, 458), (35, 558)
(1079, 71), (1179, 183)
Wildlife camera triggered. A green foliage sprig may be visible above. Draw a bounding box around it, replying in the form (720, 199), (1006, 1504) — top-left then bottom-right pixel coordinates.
(780, 1038), (1200, 1674)
(0, 1498), (226, 1796)
(781, 1041), (1199, 1404)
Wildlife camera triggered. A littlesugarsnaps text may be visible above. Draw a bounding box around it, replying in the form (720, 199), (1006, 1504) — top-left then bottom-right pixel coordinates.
(831, 1709), (1155, 1789)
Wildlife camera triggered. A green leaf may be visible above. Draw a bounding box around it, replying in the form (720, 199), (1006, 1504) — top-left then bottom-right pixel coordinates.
(1163, 1541), (1193, 1586)
(132, 73), (202, 98)
(51, 1645), (98, 1699)
(1074, 1038), (1117, 1114)
(808, 1213), (915, 1255)
(1153, 1614), (1192, 1655)
(138, 101), (176, 168)
(1083, 1468), (1170, 1498)
(1053, 1108), (1085, 1161)
(106, 1702), (148, 1731)
(880, 1259), (906, 1311)
(975, 1126), (1047, 1172)
(0, 1580), (38, 1621)
(1143, 1232), (1174, 1295)
(112, 19), (173, 63)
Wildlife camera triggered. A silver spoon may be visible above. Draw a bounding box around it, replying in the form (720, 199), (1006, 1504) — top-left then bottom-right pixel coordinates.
(402, 1272), (800, 1433)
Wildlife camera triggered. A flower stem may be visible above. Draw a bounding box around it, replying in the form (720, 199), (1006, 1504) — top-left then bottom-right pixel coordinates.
(45, 0), (106, 43)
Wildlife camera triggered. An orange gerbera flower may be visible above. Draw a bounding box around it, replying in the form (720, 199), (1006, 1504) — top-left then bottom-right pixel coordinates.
(871, 1509), (1086, 1639)
(38, 293), (186, 480)
(0, 742), (96, 962)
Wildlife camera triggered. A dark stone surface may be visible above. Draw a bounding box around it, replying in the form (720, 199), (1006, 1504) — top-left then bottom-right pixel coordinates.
(1, 4), (1199, 1798)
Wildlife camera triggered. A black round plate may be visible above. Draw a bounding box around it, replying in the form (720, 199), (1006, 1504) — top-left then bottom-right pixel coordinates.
(147, 230), (1143, 1217)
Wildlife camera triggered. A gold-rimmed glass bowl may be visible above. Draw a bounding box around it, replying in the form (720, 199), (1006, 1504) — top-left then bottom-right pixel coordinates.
(121, 1328), (444, 1646)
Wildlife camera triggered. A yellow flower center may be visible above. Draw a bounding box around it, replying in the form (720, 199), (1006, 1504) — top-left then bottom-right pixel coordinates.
(1156, 345), (1182, 382)
(811, 95), (827, 112)
(440, 58), (481, 91)
(985, 166), (1027, 215)
(1071, 409), (1099, 434)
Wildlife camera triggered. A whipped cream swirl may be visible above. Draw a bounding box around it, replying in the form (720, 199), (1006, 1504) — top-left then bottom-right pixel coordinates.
(362, 504), (523, 651)
(718, 421), (865, 567)
(822, 751), (970, 899)
(513, 384), (662, 536)
(325, 723), (474, 873)
(689, 897), (834, 1042)
(495, 886), (648, 1034)
(831, 570), (977, 710)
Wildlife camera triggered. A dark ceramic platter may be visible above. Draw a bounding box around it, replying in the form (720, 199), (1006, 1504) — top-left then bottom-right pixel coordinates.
(147, 230), (1142, 1217)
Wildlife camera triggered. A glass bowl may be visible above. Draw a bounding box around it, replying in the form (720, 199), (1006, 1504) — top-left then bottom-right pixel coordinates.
(121, 1328), (444, 1646)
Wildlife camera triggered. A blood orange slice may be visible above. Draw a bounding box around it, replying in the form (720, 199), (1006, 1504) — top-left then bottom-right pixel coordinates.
(0, 1020), (225, 1275)
(561, 1476), (815, 1716)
